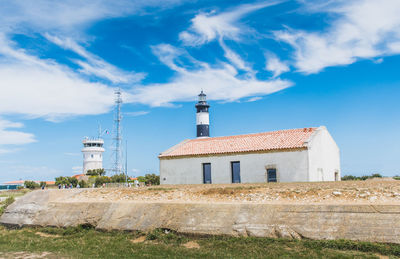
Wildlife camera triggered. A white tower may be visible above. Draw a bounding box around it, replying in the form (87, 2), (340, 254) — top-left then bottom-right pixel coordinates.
(82, 138), (105, 174)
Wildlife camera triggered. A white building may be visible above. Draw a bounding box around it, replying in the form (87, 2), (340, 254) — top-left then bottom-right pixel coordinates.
(158, 92), (340, 185)
(82, 138), (105, 174)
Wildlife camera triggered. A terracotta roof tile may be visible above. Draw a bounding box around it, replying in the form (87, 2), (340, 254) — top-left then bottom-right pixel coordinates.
(159, 127), (317, 158)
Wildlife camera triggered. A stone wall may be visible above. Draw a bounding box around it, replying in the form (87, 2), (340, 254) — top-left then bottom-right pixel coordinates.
(2, 190), (400, 244)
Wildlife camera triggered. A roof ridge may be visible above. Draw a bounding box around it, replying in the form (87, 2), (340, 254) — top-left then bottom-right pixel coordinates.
(190, 127), (317, 141)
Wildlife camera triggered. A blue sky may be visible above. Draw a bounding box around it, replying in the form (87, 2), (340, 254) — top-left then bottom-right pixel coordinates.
(0, 0), (399, 182)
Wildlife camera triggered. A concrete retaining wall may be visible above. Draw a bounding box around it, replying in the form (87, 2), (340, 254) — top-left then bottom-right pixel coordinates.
(2, 190), (400, 244)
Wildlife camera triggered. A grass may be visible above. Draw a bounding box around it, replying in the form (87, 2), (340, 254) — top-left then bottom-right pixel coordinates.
(0, 226), (399, 258)
(0, 196), (15, 216)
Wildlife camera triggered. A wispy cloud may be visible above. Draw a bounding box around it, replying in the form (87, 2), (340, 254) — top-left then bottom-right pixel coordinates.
(0, 118), (35, 146)
(275, 0), (400, 73)
(125, 111), (150, 117)
(129, 44), (292, 106)
(265, 52), (290, 77)
(179, 1), (282, 46)
(44, 34), (145, 84)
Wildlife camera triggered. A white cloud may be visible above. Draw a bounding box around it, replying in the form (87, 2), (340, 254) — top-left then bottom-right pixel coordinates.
(44, 34), (145, 84)
(125, 111), (150, 117)
(0, 118), (35, 154)
(0, 35), (116, 120)
(180, 1), (282, 46)
(275, 0), (400, 73)
(129, 44), (292, 106)
(265, 52), (290, 77)
(0, 0), (186, 35)
(246, 96), (262, 102)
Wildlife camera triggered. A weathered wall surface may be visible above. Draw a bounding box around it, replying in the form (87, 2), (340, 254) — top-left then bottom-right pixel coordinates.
(160, 149), (309, 184)
(2, 190), (400, 244)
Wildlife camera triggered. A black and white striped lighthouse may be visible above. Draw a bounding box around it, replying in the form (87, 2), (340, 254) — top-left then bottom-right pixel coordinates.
(195, 91), (210, 138)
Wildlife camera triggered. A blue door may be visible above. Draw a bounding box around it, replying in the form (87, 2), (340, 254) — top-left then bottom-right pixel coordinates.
(203, 163), (211, 184)
(267, 168), (277, 182)
(231, 162), (241, 183)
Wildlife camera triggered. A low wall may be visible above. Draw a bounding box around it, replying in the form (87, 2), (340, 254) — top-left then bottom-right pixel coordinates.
(2, 190), (400, 243)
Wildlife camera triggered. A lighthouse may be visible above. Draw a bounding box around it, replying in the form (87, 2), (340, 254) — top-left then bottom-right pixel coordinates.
(195, 90), (210, 138)
(82, 137), (105, 174)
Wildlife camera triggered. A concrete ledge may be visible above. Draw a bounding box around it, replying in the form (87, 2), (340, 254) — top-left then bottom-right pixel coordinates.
(2, 190), (400, 243)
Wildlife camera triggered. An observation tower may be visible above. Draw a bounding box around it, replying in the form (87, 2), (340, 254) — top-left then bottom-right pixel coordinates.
(82, 137), (105, 174)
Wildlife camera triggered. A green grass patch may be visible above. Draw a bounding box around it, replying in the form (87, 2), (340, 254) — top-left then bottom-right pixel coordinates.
(0, 196), (15, 216)
(0, 226), (398, 258)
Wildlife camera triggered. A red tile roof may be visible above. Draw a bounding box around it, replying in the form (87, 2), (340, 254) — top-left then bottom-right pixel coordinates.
(72, 174), (85, 179)
(159, 127), (317, 158)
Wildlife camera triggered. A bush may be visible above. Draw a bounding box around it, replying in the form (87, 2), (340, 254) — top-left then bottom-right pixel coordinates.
(40, 181), (47, 188)
(146, 174), (160, 185)
(110, 173), (127, 183)
(95, 176), (111, 187)
(86, 168), (106, 176)
(78, 180), (88, 188)
(341, 173), (384, 181)
(24, 181), (39, 190)
(341, 175), (357, 181)
(68, 177), (78, 187)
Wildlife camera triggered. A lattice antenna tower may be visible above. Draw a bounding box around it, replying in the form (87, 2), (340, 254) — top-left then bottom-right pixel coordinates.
(111, 88), (123, 175)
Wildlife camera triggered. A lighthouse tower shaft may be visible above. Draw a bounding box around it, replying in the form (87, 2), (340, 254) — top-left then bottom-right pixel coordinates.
(82, 138), (105, 173)
(195, 91), (210, 138)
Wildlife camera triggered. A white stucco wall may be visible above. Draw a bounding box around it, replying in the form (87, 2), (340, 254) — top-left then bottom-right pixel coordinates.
(160, 150), (309, 185)
(307, 127), (341, 181)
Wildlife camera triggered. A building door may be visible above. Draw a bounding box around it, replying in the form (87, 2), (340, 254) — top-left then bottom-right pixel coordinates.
(203, 163), (211, 184)
(267, 168), (277, 182)
(231, 161), (241, 183)
(335, 171), (339, 181)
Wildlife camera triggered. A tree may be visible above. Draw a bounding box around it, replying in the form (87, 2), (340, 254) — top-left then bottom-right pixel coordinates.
(110, 173), (126, 183)
(40, 181), (47, 188)
(78, 180), (88, 188)
(95, 176), (111, 187)
(144, 174), (160, 185)
(137, 176), (146, 183)
(55, 176), (70, 186)
(67, 177), (78, 187)
(86, 168), (106, 176)
(86, 169), (98, 176)
(24, 181), (39, 190)
(97, 168), (106, 176)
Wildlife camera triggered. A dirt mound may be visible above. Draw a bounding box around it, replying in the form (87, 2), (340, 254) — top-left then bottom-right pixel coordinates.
(67, 180), (400, 204)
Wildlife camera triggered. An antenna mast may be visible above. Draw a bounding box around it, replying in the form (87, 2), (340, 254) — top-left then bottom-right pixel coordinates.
(111, 88), (123, 175)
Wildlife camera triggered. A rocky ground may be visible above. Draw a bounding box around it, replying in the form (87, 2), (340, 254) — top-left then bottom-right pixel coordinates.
(68, 179), (400, 204)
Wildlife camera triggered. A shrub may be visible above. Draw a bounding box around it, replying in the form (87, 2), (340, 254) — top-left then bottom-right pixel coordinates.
(342, 173), (384, 181)
(95, 176), (111, 187)
(24, 181), (39, 190)
(78, 180), (88, 188)
(86, 168), (106, 176)
(110, 173), (127, 183)
(144, 174), (160, 185)
(40, 181), (47, 188)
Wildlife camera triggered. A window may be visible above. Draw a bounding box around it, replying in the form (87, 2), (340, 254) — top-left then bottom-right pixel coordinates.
(91, 154), (94, 158)
(203, 163), (211, 184)
(267, 168), (277, 182)
(231, 161), (241, 183)
(335, 171), (339, 181)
